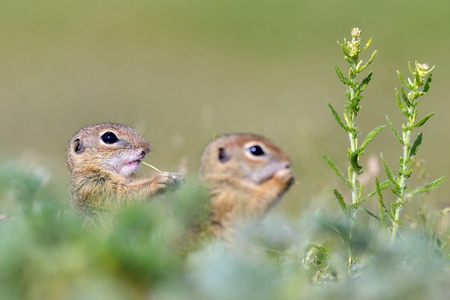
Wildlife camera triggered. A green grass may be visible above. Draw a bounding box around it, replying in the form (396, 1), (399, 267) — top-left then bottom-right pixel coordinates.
(0, 158), (448, 299)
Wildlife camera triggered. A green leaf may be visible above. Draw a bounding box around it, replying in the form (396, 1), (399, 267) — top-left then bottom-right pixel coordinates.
(386, 115), (403, 145)
(359, 50), (377, 72)
(423, 73), (432, 93)
(360, 125), (385, 152)
(408, 61), (414, 75)
(333, 189), (350, 217)
(381, 153), (399, 188)
(335, 65), (351, 85)
(411, 176), (447, 195)
(410, 133), (422, 157)
(322, 155), (352, 188)
(400, 87), (412, 108)
(360, 179), (391, 204)
(375, 177), (391, 229)
(360, 207), (380, 221)
(397, 70), (408, 87)
(410, 112), (435, 129)
(395, 89), (408, 117)
(345, 90), (352, 101)
(356, 71), (373, 94)
(327, 103), (349, 132)
(339, 40), (350, 57)
(361, 37), (373, 51)
(348, 150), (362, 175)
(390, 188), (402, 199)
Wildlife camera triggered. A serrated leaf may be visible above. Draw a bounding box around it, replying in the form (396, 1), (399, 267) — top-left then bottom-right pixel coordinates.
(410, 133), (422, 157)
(375, 177), (391, 229)
(401, 87), (412, 108)
(360, 125), (385, 152)
(411, 176), (447, 195)
(408, 61), (414, 75)
(327, 103), (349, 132)
(414, 70), (420, 85)
(390, 188), (402, 198)
(333, 189), (350, 217)
(359, 50), (377, 72)
(386, 115), (403, 145)
(423, 73), (432, 93)
(395, 89), (408, 117)
(322, 155), (352, 188)
(335, 65), (351, 85)
(397, 70), (408, 87)
(411, 112), (435, 129)
(381, 153), (399, 188)
(360, 179), (391, 204)
(356, 71), (373, 94)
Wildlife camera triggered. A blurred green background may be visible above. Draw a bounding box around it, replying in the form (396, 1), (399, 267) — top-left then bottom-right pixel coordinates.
(0, 0), (448, 212)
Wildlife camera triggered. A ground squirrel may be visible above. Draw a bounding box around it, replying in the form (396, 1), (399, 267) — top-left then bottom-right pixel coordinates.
(67, 122), (184, 222)
(199, 134), (294, 239)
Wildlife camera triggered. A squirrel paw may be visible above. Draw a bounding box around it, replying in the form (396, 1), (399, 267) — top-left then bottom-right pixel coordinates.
(153, 172), (185, 192)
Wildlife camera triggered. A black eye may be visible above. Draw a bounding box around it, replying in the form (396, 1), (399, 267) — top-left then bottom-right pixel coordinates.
(218, 147), (229, 163)
(101, 132), (118, 144)
(248, 145), (265, 156)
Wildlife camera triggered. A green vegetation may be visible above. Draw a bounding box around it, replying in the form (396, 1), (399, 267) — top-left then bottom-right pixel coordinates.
(1, 28), (448, 300)
(322, 29), (447, 269)
(381, 62), (446, 241)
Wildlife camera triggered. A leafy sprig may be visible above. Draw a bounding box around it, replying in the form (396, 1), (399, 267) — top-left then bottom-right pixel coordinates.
(378, 62), (446, 240)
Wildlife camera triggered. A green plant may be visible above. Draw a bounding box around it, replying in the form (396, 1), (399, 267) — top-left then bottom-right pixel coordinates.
(322, 29), (447, 268)
(379, 61), (446, 241)
(323, 28), (387, 267)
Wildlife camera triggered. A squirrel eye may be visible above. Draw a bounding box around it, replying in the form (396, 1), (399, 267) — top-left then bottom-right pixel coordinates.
(101, 131), (118, 144)
(248, 145), (265, 156)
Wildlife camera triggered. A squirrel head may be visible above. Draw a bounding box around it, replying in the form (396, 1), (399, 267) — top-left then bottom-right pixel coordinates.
(67, 123), (150, 177)
(199, 134), (293, 189)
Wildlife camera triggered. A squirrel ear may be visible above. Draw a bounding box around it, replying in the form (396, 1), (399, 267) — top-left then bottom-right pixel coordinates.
(73, 138), (85, 154)
(218, 147), (230, 163)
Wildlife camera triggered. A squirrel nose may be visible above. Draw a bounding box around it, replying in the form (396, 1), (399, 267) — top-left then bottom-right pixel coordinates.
(141, 150), (147, 156)
(142, 144), (151, 154)
(140, 147), (150, 156)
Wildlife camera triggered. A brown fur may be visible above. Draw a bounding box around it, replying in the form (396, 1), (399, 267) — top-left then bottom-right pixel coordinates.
(199, 134), (294, 239)
(67, 122), (184, 223)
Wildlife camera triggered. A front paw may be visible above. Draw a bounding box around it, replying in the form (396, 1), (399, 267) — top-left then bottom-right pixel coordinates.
(153, 172), (185, 192)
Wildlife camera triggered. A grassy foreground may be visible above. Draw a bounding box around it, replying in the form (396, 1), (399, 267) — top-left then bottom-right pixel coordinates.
(0, 159), (448, 300)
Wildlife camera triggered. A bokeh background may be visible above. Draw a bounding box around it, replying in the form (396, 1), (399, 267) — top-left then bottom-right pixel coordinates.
(1, 0), (448, 213)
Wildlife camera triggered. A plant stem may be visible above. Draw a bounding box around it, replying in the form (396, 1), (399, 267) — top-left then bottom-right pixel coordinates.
(347, 63), (359, 211)
(391, 109), (415, 241)
(349, 113), (358, 209)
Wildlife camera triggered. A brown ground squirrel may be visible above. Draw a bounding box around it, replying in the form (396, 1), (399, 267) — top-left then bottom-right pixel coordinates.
(199, 133), (294, 239)
(67, 122), (184, 222)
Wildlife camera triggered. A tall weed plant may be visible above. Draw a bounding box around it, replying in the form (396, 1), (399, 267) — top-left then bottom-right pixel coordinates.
(323, 28), (447, 268)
